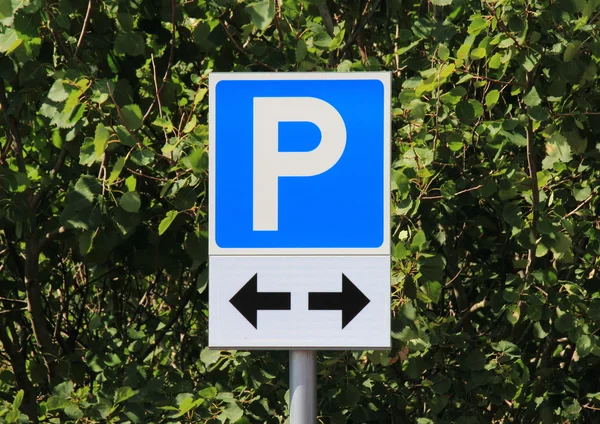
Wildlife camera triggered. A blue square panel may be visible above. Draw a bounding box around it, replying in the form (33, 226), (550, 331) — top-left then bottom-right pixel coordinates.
(209, 73), (390, 254)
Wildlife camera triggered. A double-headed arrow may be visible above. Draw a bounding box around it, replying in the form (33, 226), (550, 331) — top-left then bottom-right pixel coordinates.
(230, 273), (370, 329)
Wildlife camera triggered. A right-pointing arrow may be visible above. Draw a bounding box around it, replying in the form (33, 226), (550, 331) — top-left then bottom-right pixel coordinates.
(308, 274), (370, 329)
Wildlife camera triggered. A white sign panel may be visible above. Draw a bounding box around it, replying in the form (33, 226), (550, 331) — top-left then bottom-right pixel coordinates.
(209, 72), (391, 349)
(209, 256), (390, 349)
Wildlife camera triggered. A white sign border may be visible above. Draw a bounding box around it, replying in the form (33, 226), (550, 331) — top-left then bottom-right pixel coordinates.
(209, 72), (391, 256)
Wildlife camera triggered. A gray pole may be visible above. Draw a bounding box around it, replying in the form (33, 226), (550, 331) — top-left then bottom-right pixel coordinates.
(289, 350), (317, 423)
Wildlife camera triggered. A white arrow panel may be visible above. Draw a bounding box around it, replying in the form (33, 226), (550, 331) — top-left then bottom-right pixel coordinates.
(209, 256), (390, 350)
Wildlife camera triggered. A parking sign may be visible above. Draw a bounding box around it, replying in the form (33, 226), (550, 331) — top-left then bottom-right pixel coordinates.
(209, 73), (390, 349)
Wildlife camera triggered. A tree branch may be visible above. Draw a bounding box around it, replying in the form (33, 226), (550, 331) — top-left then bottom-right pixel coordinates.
(525, 71), (539, 277)
(0, 79), (25, 173)
(139, 271), (200, 361)
(74, 0), (93, 59)
(317, 3), (335, 37)
(37, 226), (68, 252)
(339, 0), (382, 58)
(217, 19), (277, 72)
(30, 146), (68, 210)
(453, 298), (489, 332)
(143, 0), (177, 121)
(563, 193), (595, 219)
(24, 242), (60, 382)
(0, 320), (38, 422)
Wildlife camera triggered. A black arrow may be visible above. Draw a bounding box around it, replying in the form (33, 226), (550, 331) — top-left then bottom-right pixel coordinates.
(308, 274), (370, 329)
(230, 274), (291, 328)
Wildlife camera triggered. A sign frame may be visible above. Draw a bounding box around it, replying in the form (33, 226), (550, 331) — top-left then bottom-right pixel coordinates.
(208, 72), (391, 257)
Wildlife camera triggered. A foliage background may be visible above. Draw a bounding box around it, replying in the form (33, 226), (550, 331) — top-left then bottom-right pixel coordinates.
(1, 0), (600, 422)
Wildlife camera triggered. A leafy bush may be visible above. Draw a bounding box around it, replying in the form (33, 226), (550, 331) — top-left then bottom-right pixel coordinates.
(1, 0), (599, 422)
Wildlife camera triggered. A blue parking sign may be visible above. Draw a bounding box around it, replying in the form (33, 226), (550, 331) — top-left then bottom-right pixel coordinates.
(209, 73), (390, 255)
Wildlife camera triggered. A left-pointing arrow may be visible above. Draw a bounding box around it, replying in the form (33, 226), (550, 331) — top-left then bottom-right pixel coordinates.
(229, 274), (291, 328)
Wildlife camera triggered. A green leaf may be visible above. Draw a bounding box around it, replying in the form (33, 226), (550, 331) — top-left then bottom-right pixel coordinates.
(468, 16), (488, 35)
(310, 23), (332, 49)
(79, 138), (97, 167)
(121, 104), (143, 131)
(440, 86), (466, 105)
(108, 157), (127, 184)
(563, 41), (580, 62)
(533, 322), (549, 339)
(456, 100), (483, 122)
(200, 348), (220, 367)
(117, 12), (134, 32)
(193, 22), (214, 51)
(114, 33), (145, 56)
(489, 52), (502, 69)
(555, 313), (575, 333)
(440, 180), (456, 199)
(394, 242), (409, 260)
(465, 350), (486, 370)
(296, 39), (307, 62)
(171, 396), (202, 418)
(395, 170), (410, 194)
(542, 134), (572, 170)
(94, 123), (110, 157)
(330, 28), (345, 50)
(245, 0), (275, 32)
(0, 0), (14, 23)
(419, 254), (445, 282)
(220, 401), (243, 421)
(125, 175), (137, 192)
(411, 230), (426, 250)
(53, 380), (74, 398)
(119, 191), (141, 213)
(114, 386), (138, 404)
(48, 79), (69, 102)
(535, 243), (548, 258)
(431, 0), (453, 5)
(0, 29), (22, 53)
(64, 405), (84, 419)
(430, 395), (449, 414)
(577, 334), (593, 357)
(550, 232), (572, 255)
(485, 90), (500, 108)
(437, 44), (450, 61)
(530, 106), (549, 121)
(116, 125), (137, 147)
(471, 47), (486, 60)
(153, 117), (174, 131)
(158, 210), (178, 235)
(12, 390), (23, 410)
(198, 386), (217, 399)
(182, 149), (208, 175)
(574, 186), (591, 201)
(523, 87), (541, 107)
(183, 115), (197, 134)
(419, 281), (442, 303)
(498, 38), (515, 48)
(46, 396), (71, 411)
(193, 88), (207, 106)
(506, 304), (520, 325)
(54, 103), (86, 129)
(491, 340), (520, 357)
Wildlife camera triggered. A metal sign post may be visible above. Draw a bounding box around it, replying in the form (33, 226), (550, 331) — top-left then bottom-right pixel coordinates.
(290, 350), (316, 424)
(207, 72), (391, 423)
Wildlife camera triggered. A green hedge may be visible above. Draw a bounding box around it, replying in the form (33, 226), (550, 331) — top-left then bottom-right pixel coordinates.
(1, 0), (599, 422)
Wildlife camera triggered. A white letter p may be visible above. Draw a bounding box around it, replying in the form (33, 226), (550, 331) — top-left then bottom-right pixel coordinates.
(253, 97), (346, 231)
